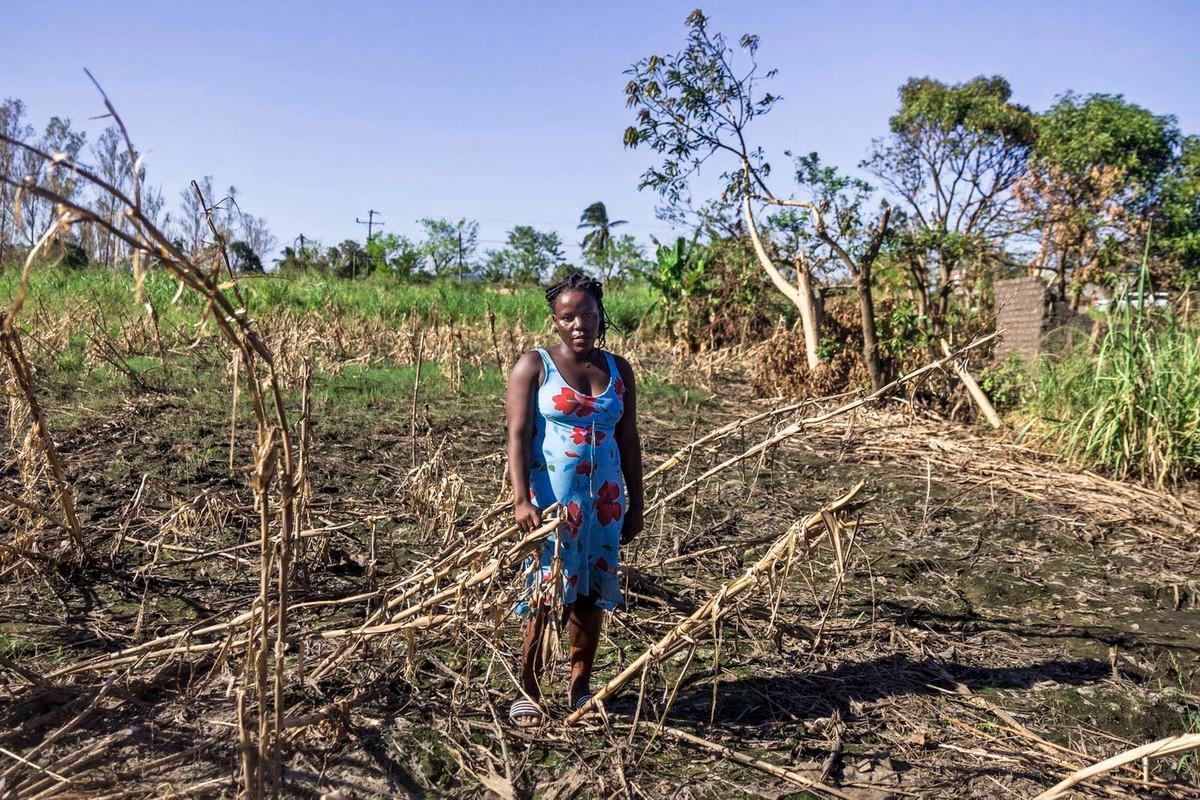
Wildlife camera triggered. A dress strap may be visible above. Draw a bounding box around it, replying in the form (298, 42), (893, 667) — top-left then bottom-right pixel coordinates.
(603, 351), (619, 386)
(534, 348), (556, 388)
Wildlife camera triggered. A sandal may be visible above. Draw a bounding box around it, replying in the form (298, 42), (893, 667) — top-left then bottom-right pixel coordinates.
(571, 692), (596, 711)
(509, 698), (544, 728)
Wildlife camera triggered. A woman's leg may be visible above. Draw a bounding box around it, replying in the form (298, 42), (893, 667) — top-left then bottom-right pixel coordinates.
(566, 592), (604, 706)
(520, 604), (550, 701)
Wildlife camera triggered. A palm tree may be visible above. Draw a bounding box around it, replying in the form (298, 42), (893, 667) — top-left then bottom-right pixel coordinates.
(577, 202), (627, 260)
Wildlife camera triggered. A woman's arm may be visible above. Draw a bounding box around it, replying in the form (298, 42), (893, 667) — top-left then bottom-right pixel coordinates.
(614, 357), (644, 544)
(505, 351), (543, 533)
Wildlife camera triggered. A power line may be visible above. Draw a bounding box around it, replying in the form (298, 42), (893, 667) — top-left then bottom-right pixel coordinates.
(356, 209), (385, 241)
(374, 211), (678, 231)
(354, 209), (385, 279)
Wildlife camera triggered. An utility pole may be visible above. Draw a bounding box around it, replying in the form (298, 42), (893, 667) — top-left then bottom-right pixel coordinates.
(355, 210), (384, 280)
(457, 229), (464, 283)
(291, 234), (308, 270)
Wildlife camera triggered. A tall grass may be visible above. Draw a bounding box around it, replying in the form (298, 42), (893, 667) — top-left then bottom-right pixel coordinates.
(1030, 265), (1200, 487)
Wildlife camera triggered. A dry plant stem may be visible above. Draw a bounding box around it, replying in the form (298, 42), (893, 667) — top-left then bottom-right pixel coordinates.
(647, 334), (997, 514)
(0, 316), (82, 553)
(410, 332), (425, 468)
(1, 110), (300, 798)
(228, 352), (239, 475)
(305, 503), (560, 681)
(939, 339), (1001, 428)
(0, 675), (115, 787)
(565, 482), (864, 725)
(0, 746), (71, 788)
(314, 513), (566, 640)
(644, 393), (845, 481)
(0, 490), (73, 538)
(1034, 733), (1200, 800)
(640, 721), (856, 800)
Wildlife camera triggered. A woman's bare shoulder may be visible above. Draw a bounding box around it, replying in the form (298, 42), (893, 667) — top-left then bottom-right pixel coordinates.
(610, 352), (636, 382)
(509, 349), (544, 383)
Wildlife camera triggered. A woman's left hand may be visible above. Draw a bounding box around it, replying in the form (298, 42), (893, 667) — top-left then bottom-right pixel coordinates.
(620, 506), (643, 545)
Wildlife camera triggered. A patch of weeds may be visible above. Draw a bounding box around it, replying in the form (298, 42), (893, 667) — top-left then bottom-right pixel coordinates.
(979, 353), (1029, 411)
(1169, 653), (1200, 781)
(1040, 686), (1185, 744)
(460, 364), (506, 399)
(314, 364), (444, 410)
(0, 632), (30, 660)
(639, 372), (709, 411)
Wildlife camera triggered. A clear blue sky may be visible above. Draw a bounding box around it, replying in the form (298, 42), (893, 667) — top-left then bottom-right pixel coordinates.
(4, 1), (1198, 262)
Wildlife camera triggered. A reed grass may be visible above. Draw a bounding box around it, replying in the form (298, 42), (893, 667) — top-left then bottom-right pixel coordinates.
(1030, 266), (1200, 488)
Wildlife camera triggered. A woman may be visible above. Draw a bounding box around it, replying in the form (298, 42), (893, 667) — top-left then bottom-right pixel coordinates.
(504, 273), (644, 727)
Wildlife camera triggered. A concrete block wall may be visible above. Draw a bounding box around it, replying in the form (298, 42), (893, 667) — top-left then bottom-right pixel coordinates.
(994, 276), (1047, 361)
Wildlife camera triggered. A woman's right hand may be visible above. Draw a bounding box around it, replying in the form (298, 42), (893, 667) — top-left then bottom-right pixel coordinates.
(514, 500), (542, 533)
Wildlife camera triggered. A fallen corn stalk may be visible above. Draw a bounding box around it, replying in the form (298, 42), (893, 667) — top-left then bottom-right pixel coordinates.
(1034, 732), (1200, 800)
(639, 721), (857, 800)
(646, 333), (997, 513)
(565, 481), (865, 724)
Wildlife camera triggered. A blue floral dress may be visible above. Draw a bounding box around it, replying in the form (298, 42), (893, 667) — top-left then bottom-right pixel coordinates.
(516, 347), (626, 614)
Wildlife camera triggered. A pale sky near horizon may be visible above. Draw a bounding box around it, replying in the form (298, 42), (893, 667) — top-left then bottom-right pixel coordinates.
(4, 1), (1198, 263)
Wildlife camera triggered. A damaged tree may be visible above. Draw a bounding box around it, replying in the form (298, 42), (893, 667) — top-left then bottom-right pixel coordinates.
(624, 9), (891, 385)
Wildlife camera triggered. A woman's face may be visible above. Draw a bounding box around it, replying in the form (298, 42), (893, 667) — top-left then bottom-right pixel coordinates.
(551, 289), (601, 354)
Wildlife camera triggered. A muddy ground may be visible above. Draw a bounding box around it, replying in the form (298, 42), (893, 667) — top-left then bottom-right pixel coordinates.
(0, 351), (1198, 799)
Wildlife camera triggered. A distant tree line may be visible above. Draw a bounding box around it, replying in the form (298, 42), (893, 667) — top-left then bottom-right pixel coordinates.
(0, 97), (655, 285)
(275, 203), (651, 284)
(0, 98), (276, 273)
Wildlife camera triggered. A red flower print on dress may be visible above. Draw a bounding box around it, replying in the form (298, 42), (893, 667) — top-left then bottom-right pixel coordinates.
(595, 555), (618, 574)
(567, 574), (578, 588)
(595, 481), (622, 526)
(552, 387), (596, 418)
(614, 378), (625, 401)
(575, 460), (593, 476)
(571, 426), (606, 446)
(562, 501), (583, 539)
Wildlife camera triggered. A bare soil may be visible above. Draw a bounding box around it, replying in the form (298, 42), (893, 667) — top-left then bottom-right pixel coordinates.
(1, 358), (1198, 799)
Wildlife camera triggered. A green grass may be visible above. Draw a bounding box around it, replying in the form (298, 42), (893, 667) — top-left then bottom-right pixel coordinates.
(640, 371), (710, 409)
(0, 632), (30, 661)
(313, 363), (444, 410)
(0, 266), (659, 330)
(1027, 266), (1200, 487)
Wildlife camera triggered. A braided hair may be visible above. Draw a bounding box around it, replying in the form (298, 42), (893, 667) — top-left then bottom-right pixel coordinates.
(544, 273), (620, 347)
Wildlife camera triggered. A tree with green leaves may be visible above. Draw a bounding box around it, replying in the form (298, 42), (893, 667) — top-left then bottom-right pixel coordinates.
(328, 239), (368, 279)
(366, 232), (423, 279)
(863, 75), (1036, 333)
(228, 240), (263, 273)
(276, 239), (324, 273)
(1019, 92), (1179, 304)
(419, 217), (478, 279)
(1153, 135), (1200, 286)
(625, 10), (834, 367)
(582, 233), (650, 283)
(781, 153), (892, 389)
(639, 236), (707, 342)
(577, 201), (627, 279)
(483, 225), (564, 284)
